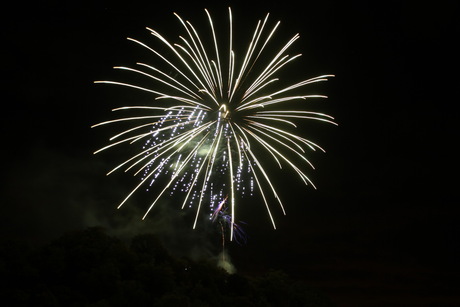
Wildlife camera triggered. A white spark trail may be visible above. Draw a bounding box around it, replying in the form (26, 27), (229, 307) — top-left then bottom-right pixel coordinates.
(93, 8), (335, 237)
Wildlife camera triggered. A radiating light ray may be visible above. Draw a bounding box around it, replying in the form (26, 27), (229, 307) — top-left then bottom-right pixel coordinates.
(174, 13), (219, 92)
(244, 144), (285, 219)
(241, 118), (305, 153)
(242, 124), (317, 187)
(102, 117), (213, 177)
(243, 123), (316, 169)
(143, 130), (212, 219)
(253, 113), (337, 126)
(228, 123), (244, 169)
(229, 15), (275, 103)
(245, 120), (325, 152)
(246, 115), (298, 127)
(109, 118), (188, 144)
(192, 139), (216, 229)
(185, 19), (220, 92)
(182, 124), (223, 210)
(205, 8), (224, 98)
(146, 27), (212, 94)
(92, 115), (186, 129)
(205, 124), (224, 182)
(243, 52), (300, 103)
(93, 8), (335, 241)
(236, 95), (319, 111)
(93, 80), (165, 96)
(93, 130), (154, 155)
(246, 16), (280, 76)
(127, 37), (203, 92)
(241, 126), (283, 169)
(113, 66), (200, 99)
(135, 63), (202, 99)
(227, 8), (233, 94)
(107, 125), (204, 175)
(131, 121), (216, 176)
(256, 109), (336, 120)
(227, 137), (235, 240)
(174, 41), (216, 96)
(111, 106), (178, 112)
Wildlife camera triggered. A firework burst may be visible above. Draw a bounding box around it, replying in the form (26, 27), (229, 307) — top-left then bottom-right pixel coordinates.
(93, 8), (336, 240)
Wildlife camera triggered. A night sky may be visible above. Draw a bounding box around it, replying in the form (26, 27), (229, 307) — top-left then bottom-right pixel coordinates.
(2, 1), (459, 306)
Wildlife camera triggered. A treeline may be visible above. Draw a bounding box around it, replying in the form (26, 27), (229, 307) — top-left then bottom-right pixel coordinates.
(0, 227), (334, 306)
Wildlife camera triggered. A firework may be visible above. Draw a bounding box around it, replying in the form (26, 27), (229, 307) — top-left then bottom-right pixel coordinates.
(93, 8), (336, 240)
(212, 196), (247, 263)
(212, 196), (247, 246)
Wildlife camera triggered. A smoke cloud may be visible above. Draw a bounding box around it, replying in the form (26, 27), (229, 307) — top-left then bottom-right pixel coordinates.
(1, 145), (233, 270)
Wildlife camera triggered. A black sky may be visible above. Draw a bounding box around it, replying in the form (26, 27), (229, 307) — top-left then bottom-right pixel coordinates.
(2, 1), (459, 306)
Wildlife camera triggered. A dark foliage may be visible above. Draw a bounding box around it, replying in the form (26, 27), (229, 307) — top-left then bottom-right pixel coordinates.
(0, 227), (334, 306)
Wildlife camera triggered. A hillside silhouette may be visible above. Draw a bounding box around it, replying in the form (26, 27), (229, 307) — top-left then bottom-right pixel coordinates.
(1, 227), (334, 306)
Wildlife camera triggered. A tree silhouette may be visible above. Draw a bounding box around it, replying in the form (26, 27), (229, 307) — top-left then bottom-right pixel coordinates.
(0, 227), (335, 306)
